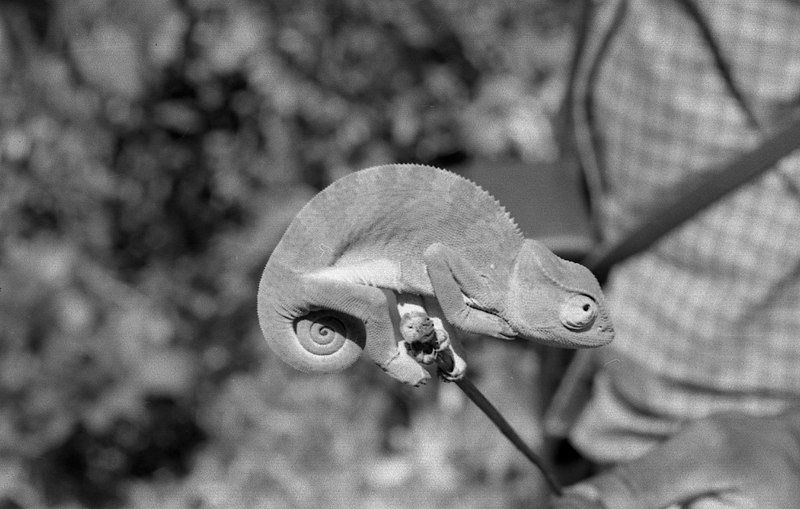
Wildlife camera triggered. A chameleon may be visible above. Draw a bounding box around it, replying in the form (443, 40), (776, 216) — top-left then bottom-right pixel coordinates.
(257, 164), (614, 386)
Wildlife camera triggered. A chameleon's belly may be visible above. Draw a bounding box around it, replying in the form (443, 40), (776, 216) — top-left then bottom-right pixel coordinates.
(310, 258), (433, 295)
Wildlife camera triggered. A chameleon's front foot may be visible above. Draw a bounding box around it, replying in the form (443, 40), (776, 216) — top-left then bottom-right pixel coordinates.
(399, 311), (466, 382)
(438, 348), (466, 382)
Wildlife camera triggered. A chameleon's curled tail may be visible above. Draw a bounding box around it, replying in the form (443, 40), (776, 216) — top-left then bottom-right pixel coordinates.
(258, 263), (430, 385)
(258, 292), (367, 375)
(284, 309), (366, 373)
(257, 262), (366, 373)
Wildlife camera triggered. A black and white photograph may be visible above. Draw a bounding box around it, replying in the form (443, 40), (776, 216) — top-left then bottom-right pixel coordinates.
(2, 1), (800, 507)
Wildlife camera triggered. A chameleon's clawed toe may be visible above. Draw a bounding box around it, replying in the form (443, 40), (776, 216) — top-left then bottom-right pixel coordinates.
(379, 346), (431, 386)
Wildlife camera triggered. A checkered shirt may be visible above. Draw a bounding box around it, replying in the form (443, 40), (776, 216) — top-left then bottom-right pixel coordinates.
(561, 0), (800, 463)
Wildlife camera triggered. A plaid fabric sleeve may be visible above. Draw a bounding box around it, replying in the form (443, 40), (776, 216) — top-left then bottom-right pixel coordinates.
(562, 0), (800, 464)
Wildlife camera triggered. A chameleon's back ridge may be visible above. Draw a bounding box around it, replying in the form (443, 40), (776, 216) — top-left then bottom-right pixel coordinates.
(269, 164), (525, 288)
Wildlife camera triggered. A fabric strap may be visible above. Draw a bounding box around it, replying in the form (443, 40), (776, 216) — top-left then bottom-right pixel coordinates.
(580, 116), (800, 281)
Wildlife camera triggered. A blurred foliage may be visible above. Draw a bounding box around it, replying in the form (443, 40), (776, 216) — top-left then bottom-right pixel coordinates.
(0, 0), (579, 507)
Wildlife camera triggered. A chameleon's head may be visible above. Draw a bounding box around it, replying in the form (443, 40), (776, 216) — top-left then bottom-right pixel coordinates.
(505, 239), (614, 348)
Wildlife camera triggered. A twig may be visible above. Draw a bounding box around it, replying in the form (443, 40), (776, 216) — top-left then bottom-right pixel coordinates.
(436, 349), (564, 497)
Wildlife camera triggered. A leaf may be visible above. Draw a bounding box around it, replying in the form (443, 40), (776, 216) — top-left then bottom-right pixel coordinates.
(71, 22), (143, 99)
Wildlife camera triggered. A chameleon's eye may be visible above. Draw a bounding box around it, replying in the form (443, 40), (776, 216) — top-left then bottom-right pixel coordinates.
(560, 294), (598, 332)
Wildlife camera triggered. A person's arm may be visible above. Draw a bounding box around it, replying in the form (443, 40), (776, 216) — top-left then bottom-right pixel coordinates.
(552, 407), (800, 508)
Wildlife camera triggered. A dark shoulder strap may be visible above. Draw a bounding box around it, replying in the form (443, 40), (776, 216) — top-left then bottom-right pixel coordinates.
(581, 116), (800, 281)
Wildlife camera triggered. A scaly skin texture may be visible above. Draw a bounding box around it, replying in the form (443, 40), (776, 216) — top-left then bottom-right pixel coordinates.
(258, 164), (614, 386)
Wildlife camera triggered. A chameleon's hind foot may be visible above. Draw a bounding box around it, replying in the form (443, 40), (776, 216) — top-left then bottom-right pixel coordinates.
(379, 347), (431, 387)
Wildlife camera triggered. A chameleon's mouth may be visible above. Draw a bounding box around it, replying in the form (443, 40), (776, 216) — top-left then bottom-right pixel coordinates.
(490, 312), (518, 340)
(498, 329), (518, 340)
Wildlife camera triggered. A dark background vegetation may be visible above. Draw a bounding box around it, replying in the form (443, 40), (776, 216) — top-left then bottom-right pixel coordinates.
(0, 0), (581, 507)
